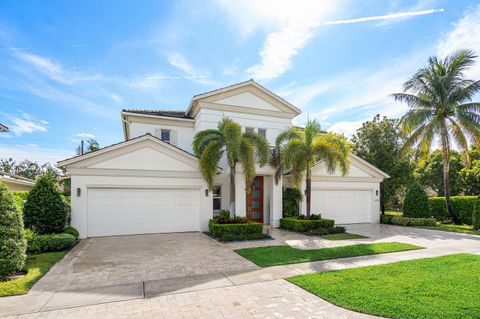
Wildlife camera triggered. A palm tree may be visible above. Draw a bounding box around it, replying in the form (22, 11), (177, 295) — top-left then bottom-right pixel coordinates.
(393, 50), (480, 224)
(276, 120), (350, 217)
(193, 118), (269, 215)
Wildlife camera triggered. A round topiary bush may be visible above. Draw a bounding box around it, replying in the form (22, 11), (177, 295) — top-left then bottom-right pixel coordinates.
(403, 182), (430, 218)
(0, 182), (27, 280)
(23, 175), (67, 234)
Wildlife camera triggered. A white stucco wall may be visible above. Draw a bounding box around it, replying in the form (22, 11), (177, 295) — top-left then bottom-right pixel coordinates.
(129, 122), (195, 153)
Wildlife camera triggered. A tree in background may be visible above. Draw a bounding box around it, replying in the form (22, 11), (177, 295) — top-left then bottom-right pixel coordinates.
(276, 120), (350, 217)
(351, 115), (414, 213)
(393, 50), (480, 224)
(0, 182), (26, 280)
(416, 150), (464, 196)
(86, 139), (100, 153)
(460, 146), (480, 195)
(0, 158), (60, 180)
(193, 118), (269, 215)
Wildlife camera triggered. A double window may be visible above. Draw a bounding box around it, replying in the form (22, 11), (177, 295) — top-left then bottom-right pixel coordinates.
(245, 127), (267, 139)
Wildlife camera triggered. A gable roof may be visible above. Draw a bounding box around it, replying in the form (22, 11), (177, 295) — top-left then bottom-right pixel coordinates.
(0, 123), (8, 132)
(122, 109), (193, 119)
(186, 79), (301, 115)
(58, 133), (202, 167)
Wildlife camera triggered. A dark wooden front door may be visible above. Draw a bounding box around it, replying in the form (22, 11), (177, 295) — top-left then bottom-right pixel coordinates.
(246, 176), (263, 223)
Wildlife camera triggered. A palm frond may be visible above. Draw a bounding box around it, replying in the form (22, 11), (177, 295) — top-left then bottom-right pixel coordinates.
(448, 118), (471, 166)
(219, 118), (242, 168)
(311, 133), (350, 175)
(192, 129), (223, 156)
(242, 131), (270, 167)
(198, 140), (223, 190)
(238, 139), (255, 193)
(274, 127), (302, 149)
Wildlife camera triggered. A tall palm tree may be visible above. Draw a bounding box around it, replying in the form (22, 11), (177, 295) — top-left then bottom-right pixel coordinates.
(276, 120), (350, 217)
(393, 49), (480, 224)
(193, 118), (269, 215)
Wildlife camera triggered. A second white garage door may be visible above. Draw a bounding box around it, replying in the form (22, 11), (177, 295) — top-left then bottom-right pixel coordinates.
(311, 189), (372, 224)
(87, 188), (200, 237)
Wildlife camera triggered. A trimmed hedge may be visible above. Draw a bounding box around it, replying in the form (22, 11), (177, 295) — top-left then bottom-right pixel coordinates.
(280, 218), (335, 232)
(64, 226), (79, 239)
(381, 215), (436, 226)
(0, 182), (27, 280)
(23, 176), (68, 234)
(304, 226), (346, 236)
(473, 209), (480, 230)
(428, 196), (480, 225)
(27, 233), (76, 254)
(208, 220), (264, 242)
(403, 182), (430, 218)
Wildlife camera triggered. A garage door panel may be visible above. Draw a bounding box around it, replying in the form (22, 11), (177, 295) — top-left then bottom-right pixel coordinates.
(87, 188), (200, 237)
(311, 189), (372, 224)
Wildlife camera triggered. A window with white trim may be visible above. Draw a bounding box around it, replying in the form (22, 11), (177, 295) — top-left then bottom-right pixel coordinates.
(161, 129), (171, 143)
(258, 128), (266, 138)
(213, 186), (221, 211)
(245, 127), (254, 133)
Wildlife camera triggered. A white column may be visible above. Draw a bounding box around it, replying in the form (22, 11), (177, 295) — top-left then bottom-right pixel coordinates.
(271, 176), (283, 227)
(234, 166), (246, 217)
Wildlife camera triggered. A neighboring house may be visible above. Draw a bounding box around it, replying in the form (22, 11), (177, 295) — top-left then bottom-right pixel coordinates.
(0, 123), (8, 132)
(58, 80), (388, 238)
(0, 171), (35, 191)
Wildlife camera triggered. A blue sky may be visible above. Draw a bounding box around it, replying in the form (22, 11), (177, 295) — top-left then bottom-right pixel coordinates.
(1, 0), (480, 164)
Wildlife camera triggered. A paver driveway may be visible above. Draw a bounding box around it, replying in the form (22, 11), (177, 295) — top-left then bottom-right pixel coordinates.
(1, 224), (479, 318)
(35, 232), (258, 292)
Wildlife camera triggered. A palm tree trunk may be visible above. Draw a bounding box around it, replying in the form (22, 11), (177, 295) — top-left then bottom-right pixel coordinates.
(441, 127), (460, 224)
(306, 166), (311, 217)
(229, 164), (236, 217)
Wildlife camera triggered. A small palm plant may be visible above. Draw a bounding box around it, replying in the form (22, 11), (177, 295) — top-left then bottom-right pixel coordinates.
(275, 120), (350, 217)
(393, 49), (480, 224)
(193, 118), (269, 215)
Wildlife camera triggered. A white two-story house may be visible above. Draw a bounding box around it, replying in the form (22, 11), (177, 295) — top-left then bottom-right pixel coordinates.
(59, 80), (388, 238)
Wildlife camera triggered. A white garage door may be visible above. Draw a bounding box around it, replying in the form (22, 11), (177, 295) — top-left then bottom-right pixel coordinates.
(311, 190), (372, 224)
(87, 188), (200, 237)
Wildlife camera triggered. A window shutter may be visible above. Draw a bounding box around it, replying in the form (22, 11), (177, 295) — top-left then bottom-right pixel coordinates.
(170, 130), (177, 146)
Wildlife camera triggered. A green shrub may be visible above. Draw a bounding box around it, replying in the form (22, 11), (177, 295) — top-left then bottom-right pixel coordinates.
(27, 233), (76, 253)
(280, 218), (335, 232)
(216, 233), (268, 242)
(381, 215), (436, 226)
(283, 188), (302, 217)
(23, 176), (68, 234)
(473, 207), (480, 230)
(12, 191), (28, 213)
(304, 226), (346, 236)
(297, 214), (322, 220)
(64, 226), (79, 238)
(428, 196), (480, 224)
(0, 182), (27, 280)
(208, 220), (263, 241)
(403, 182), (430, 218)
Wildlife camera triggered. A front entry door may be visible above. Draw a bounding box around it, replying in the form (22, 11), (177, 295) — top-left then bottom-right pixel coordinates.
(246, 176), (264, 223)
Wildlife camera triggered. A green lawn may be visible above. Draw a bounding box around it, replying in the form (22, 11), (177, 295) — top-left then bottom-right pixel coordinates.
(234, 242), (422, 267)
(288, 254), (480, 319)
(417, 223), (480, 236)
(319, 233), (369, 240)
(0, 252), (66, 297)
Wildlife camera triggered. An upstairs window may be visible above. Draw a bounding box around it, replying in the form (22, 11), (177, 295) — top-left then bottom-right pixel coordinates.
(213, 186), (221, 211)
(161, 129), (171, 143)
(245, 127), (254, 133)
(258, 128), (266, 139)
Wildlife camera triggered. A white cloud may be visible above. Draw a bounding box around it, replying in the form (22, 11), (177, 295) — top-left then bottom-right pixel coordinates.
(6, 112), (48, 136)
(0, 143), (73, 165)
(437, 4), (480, 79)
(237, 3), (444, 81)
(328, 119), (366, 136)
(76, 132), (95, 139)
(167, 53), (211, 84)
(322, 8), (443, 25)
